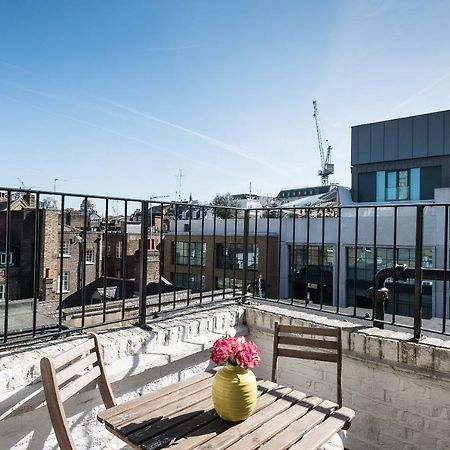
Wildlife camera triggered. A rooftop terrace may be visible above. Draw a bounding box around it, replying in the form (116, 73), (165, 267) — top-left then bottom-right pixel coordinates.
(1, 187), (450, 449)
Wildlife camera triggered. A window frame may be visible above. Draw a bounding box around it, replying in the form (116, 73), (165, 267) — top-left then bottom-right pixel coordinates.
(85, 249), (94, 264)
(57, 271), (70, 293)
(116, 241), (123, 259)
(172, 241), (206, 266)
(0, 252), (13, 267)
(385, 169), (410, 201)
(61, 240), (71, 257)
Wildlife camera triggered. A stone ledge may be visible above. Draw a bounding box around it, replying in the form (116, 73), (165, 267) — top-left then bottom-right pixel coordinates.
(244, 302), (450, 379)
(0, 302), (246, 420)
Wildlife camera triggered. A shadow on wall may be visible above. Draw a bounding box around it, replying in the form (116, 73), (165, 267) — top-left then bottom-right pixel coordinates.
(61, 278), (136, 308)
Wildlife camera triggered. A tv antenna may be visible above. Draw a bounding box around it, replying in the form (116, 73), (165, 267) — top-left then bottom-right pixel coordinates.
(53, 178), (67, 192)
(175, 169), (184, 200)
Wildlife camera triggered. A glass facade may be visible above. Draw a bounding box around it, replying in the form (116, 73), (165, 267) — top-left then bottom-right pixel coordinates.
(289, 245), (334, 305)
(172, 241), (206, 266)
(216, 243), (259, 270)
(410, 168), (420, 200)
(346, 246), (432, 318)
(172, 272), (205, 290)
(216, 277), (243, 289)
(376, 168), (421, 202)
(376, 171), (386, 202)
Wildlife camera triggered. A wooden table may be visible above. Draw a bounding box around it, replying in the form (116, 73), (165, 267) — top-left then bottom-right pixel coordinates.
(98, 371), (355, 450)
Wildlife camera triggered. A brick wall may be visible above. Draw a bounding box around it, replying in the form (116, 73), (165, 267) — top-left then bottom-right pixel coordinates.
(245, 304), (450, 450)
(41, 211), (103, 301)
(0, 302), (245, 450)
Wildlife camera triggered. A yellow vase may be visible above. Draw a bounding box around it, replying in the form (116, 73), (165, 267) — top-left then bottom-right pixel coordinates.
(212, 364), (257, 422)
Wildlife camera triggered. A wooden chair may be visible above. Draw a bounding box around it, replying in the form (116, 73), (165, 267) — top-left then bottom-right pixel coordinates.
(271, 322), (343, 407)
(40, 333), (115, 450)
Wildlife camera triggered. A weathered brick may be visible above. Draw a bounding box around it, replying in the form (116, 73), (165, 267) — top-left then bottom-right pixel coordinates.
(406, 429), (438, 449)
(360, 380), (386, 401)
(415, 344), (435, 370)
(380, 338), (399, 363)
(400, 412), (425, 431)
(351, 332), (367, 355)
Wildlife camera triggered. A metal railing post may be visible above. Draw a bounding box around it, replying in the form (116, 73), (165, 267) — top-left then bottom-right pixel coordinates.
(139, 201), (149, 327)
(242, 209), (250, 297)
(414, 205), (424, 341)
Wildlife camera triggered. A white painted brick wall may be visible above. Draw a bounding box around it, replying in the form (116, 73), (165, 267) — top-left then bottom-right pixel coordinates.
(0, 301), (246, 450)
(245, 303), (450, 450)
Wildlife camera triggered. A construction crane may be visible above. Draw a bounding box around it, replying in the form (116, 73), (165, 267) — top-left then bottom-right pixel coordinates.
(17, 177), (39, 191)
(312, 100), (334, 186)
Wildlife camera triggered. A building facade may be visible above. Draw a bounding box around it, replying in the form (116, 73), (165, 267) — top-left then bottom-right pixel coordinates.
(351, 109), (450, 202)
(162, 223), (279, 298)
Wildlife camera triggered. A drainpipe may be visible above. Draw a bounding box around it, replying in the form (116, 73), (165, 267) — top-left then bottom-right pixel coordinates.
(369, 264), (450, 339)
(367, 265), (407, 329)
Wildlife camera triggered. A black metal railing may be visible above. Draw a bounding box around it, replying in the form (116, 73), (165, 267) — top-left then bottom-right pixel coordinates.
(1, 186), (450, 348)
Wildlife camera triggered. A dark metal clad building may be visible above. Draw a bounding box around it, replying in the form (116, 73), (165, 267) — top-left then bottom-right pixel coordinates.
(351, 109), (450, 202)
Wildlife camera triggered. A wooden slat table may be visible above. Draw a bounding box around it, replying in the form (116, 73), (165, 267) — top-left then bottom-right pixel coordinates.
(98, 371), (354, 450)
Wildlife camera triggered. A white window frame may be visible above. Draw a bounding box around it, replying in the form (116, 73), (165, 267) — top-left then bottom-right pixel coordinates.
(61, 240), (71, 257)
(86, 249), (94, 264)
(116, 241), (123, 259)
(0, 252), (13, 266)
(0, 284), (5, 300)
(57, 271), (70, 293)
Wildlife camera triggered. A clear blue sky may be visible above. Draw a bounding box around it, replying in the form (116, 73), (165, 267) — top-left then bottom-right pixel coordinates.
(1, 0), (450, 203)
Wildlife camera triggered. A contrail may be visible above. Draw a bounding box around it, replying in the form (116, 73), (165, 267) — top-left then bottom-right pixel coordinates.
(0, 60), (285, 173)
(391, 70), (450, 113)
(97, 97), (285, 173)
(0, 92), (229, 175)
(141, 44), (209, 52)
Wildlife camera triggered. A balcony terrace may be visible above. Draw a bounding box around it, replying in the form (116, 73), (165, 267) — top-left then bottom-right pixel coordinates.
(1, 187), (450, 450)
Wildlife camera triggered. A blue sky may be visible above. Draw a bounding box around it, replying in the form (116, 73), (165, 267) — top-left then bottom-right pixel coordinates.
(1, 0), (450, 203)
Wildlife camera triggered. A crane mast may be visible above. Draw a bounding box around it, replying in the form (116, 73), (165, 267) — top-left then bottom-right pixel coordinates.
(313, 100), (334, 186)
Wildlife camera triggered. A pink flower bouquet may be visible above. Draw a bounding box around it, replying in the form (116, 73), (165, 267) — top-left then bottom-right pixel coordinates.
(210, 336), (260, 369)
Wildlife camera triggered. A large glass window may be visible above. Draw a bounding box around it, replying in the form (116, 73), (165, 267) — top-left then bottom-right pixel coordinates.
(346, 246), (432, 318)
(376, 171), (386, 202)
(290, 245), (334, 273)
(172, 241), (206, 266)
(172, 272), (205, 290)
(410, 168), (421, 200)
(386, 171), (398, 201)
(216, 243), (259, 270)
(377, 168), (421, 202)
(216, 277), (243, 289)
(289, 245), (334, 305)
(398, 170), (409, 200)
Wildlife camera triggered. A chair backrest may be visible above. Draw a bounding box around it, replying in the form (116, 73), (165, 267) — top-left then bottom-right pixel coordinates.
(40, 333), (115, 450)
(271, 322), (342, 407)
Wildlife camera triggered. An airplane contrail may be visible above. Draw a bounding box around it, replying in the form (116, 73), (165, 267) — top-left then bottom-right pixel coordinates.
(391, 70), (450, 113)
(0, 60), (285, 173)
(97, 97), (285, 173)
(0, 92), (229, 175)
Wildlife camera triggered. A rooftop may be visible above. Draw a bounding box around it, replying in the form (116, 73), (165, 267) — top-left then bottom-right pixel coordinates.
(1, 186), (450, 450)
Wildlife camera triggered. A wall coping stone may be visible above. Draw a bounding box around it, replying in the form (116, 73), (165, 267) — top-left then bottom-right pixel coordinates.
(0, 300), (246, 420)
(244, 301), (450, 380)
